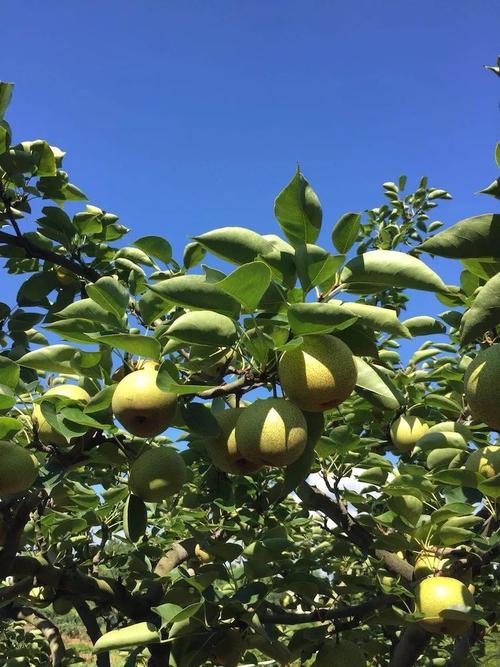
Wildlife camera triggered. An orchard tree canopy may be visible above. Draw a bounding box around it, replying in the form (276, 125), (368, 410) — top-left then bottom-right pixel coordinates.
(0, 77), (499, 667)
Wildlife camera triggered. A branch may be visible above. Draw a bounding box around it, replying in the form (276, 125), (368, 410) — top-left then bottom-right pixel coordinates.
(3, 605), (65, 667)
(296, 482), (414, 581)
(0, 228), (99, 281)
(75, 600), (110, 667)
(154, 538), (196, 577)
(195, 376), (266, 400)
(259, 594), (399, 626)
(389, 625), (431, 667)
(0, 575), (34, 602)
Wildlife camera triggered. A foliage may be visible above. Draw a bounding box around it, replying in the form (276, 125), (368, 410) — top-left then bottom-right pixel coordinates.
(0, 73), (498, 667)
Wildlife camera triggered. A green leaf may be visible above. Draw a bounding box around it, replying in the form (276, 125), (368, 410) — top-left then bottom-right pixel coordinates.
(419, 214), (500, 259)
(94, 623), (160, 653)
(402, 316), (446, 336)
(478, 473), (500, 498)
(133, 236), (172, 264)
(0, 356), (20, 389)
(435, 523), (475, 546)
(97, 334), (161, 359)
(138, 290), (168, 325)
(432, 469), (480, 487)
(331, 300), (412, 338)
(183, 241), (206, 269)
(87, 277), (130, 319)
(387, 495), (423, 526)
(123, 494), (148, 543)
(56, 297), (117, 327)
(460, 272), (500, 344)
(28, 140), (56, 176)
(354, 357), (403, 410)
(479, 178), (500, 199)
(153, 600), (202, 627)
(0, 416), (22, 438)
(0, 82), (14, 120)
(17, 345), (101, 376)
(295, 244), (344, 293)
(287, 302), (358, 335)
(0, 384), (15, 410)
(215, 261), (272, 311)
(166, 310), (237, 347)
(181, 402), (221, 437)
(157, 362), (216, 395)
(149, 275), (240, 318)
(193, 226), (273, 264)
(274, 169), (322, 247)
(331, 212), (361, 253)
(340, 250), (448, 293)
(44, 319), (102, 344)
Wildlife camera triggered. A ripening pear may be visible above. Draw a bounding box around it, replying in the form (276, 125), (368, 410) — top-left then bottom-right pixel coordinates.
(0, 442), (38, 495)
(390, 415), (430, 453)
(414, 552), (450, 579)
(465, 446), (500, 478)
(278, 334), (357, 412)
(314, 639), (366, 667)
(32, 384), (90, 445)
(205, 408), (263, 475)
(234, 398), (307, 466)
(464, 344), (500, 429)
(112, 367), (177, 437)
(128, 447), (187, 502)
(415, 577), (474, 636)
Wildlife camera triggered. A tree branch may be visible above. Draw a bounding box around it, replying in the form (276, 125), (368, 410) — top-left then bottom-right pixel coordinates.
(154, 538), (196, 577)
(259, 594), (399, 626)
(2, 605), (65, 667)
(74, 600), (110, 667)
(389, 625), (431, 667)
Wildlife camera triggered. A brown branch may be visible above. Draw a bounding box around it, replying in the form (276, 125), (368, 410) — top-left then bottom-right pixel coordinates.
(296, 482), (414, 581)
(4, 605), (65, 667)
(74, 600), (110, 667)
(260, 594), (399, 625)
(389, 625), (431, 667)
(154, 538), (196, 577)
(0, 228), (99, 281)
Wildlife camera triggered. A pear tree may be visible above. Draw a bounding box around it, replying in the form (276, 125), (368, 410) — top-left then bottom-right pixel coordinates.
(0, 75), (499, 667)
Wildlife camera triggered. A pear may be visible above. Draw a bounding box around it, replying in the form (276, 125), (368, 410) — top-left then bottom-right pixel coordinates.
(205, 408), (263, 475)
(0, 442), (38, 495)
(465, 445), (500, 478)
(234, 398), (307, 466)
(112, 367), (177, 437)
(415, 576), (474, 635)
(278, 334), (357, 412)
(32, 384), (90, 445)
(390, 414), (430, 453)
(128, 447), (187, 502)
(464, 344), (500, 429)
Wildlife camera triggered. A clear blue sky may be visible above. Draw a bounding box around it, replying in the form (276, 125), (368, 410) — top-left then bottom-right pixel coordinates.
(2, 1), (499, 341)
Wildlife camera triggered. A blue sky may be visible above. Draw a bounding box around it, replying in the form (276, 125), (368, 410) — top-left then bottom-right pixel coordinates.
(2, 1), (499, 351)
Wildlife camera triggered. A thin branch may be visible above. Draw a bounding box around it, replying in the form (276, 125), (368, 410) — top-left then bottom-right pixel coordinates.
(75, 600), (110, 667)
(154, 538), (196, 577)
(389, 625), (431, 667)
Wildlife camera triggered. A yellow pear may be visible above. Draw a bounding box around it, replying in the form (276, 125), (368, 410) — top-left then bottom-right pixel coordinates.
(278, 334), (357, 412)
(390, 415), (430, 453)
(205, 409), (263, 475)
(234, 398), (307, 466)
(465, 446), (500, 478)
(128, 447), (187, 502)
(32, 384), (90, 446)
(195, 544), (212, 563)
(0, 442), (38, 495)
(464, 344), (500, 429)
(415, 577), (474, 636)
(112, 368), (177, 437)
(414, 551), (449, 579)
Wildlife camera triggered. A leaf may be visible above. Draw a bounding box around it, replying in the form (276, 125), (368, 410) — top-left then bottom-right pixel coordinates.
(419, 214), (500, 258)
(478, 474), (500, 499)
(479, 178), (500, 199)
(273, 169), (322, 247)
(93, 623), (160, 653)
(435, 523), (475, 546)
(0, 82), (14, 120)
(181, 402), (221, 436)
(149, 275), (240, 318)
(17, 345), (101, 376)
(331, 300), (412, 338)
(402, 316), (446, 336)
(215, 262), (272, 311)
(97, 334), (161, 359)
(287, 302), (358, 335)
(138, 290), (168, 325)
(183, 241), (206, 269)
(340, 250), (448, 293)
(86, 277), (130, 319)
(0, 416), (21, 438)
(56, 297), (118, 326)
(0, 384), (15, 410)
(460, 272), (500, 344)
(193, 226), (273, 264)
(0, 356), (20, 388)
(157, 362), (216, 395)
(166, 310), (237, 347)
(133, 236), (172, 264)
(354, 357), (403, 410)
(153, 600), (202, 627)
(295, 244), (344, 293)
(331, 212), (361, 253)
(432, 469), (480, 487)
(123, 494), (148, 543)
(282, 413), (325, 495)
(426, 448), (466, 471)
(496, 142), (500, 168)
(387, 495), (423, 526)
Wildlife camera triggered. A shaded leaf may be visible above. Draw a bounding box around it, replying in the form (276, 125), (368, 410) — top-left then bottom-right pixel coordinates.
(331, 212), (361, 253)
